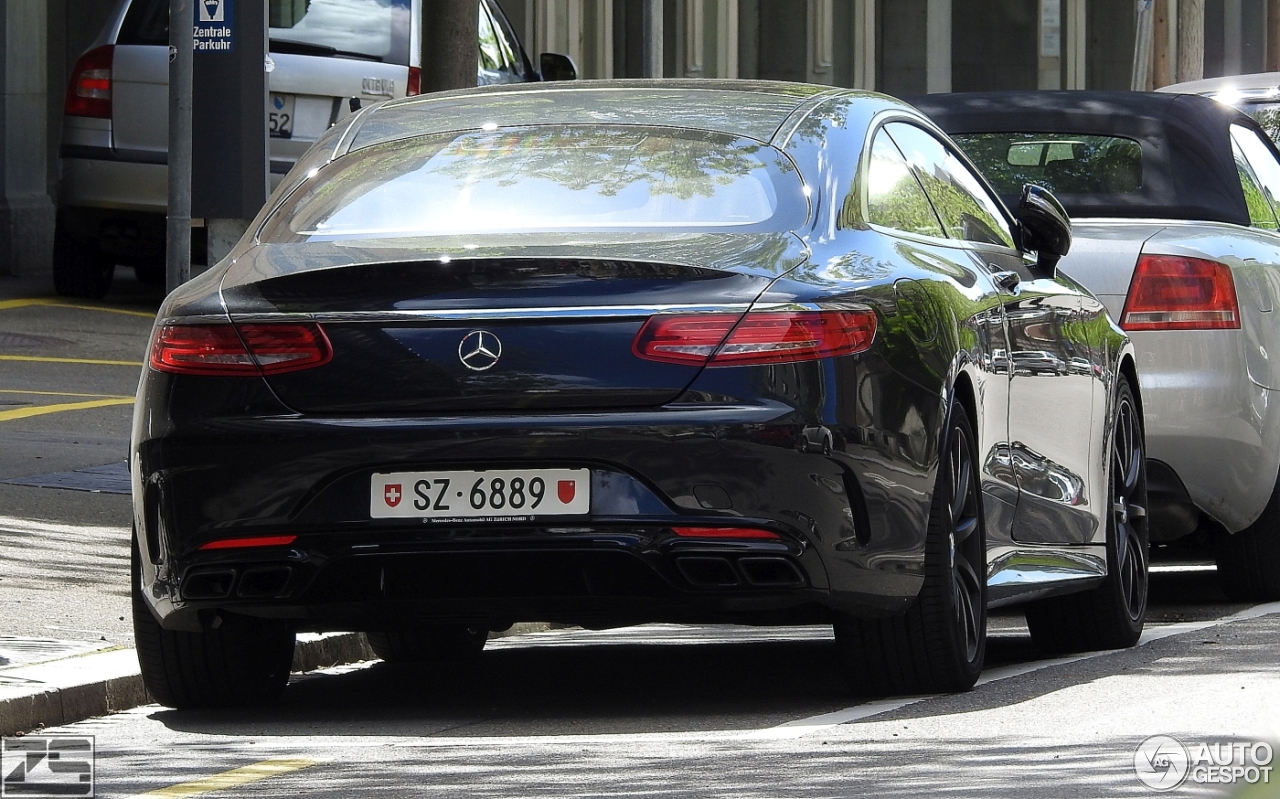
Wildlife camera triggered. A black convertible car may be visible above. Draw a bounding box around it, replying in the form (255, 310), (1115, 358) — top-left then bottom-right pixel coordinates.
(131, 81), (1148, 707)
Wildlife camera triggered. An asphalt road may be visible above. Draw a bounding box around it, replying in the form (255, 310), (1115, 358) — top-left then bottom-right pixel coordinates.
(27, 578), (1280, 799)
(2, 273), (1279, 798)
(0, 273), (161, 645)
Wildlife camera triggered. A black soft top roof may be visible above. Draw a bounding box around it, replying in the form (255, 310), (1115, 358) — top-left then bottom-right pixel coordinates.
(909, 91), (1264, 226)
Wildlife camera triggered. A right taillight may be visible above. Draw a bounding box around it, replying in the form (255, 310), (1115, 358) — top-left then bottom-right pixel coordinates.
(406, 66), (421, 96)
(633, 310), (877, 366)
(1121, 254), (1241, 331)
(64, 45), (114, 119)
(149, 323), (332, 375)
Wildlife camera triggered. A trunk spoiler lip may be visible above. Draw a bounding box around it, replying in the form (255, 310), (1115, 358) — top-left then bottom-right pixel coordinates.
(218, 232), (812, 292)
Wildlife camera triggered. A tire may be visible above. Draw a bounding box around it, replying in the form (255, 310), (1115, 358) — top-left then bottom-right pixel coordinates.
(1025, 373), (1149, 652)
(365, 627), (488, 664)
(52, 224), (114, 299)
(1215, 497), (1280, 601)
(132, 536), (295, 708)
(833, 400), (987, 695)
(134, 263), (166, 286)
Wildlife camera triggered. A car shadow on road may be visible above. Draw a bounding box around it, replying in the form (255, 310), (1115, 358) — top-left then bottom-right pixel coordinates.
(147, 569), (1267, 738)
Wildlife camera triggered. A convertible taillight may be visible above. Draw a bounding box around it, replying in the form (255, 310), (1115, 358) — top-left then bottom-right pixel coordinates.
(1121, 254), (1240, 331)
(149, 323), (333, 375)
(64, 45), (113, 119)
(633, 310), (877, 366)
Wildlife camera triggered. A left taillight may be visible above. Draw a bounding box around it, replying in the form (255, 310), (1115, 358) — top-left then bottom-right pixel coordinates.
(64, 45), (113, 119)
(633, 310), (877, 367)
(406, 66), (421, 96)
(149, 323), (333, 375)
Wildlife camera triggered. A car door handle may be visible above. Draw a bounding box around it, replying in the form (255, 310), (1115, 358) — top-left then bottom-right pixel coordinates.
(992, 271), (1021, 292)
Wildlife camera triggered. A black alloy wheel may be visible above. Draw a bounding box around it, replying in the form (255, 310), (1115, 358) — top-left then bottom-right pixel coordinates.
(131, 535), (296, 708)
(834, 400), (987, 695)
(1025, 373), (1149, 652)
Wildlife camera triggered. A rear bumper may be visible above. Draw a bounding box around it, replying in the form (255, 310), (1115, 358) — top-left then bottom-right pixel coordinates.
(132, 387), (938, 631)
(59, 156), (167, 214)
(1127, 328), (1280, 533)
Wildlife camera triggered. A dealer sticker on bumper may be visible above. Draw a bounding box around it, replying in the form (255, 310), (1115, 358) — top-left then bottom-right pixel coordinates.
(371, 468), (591, 519)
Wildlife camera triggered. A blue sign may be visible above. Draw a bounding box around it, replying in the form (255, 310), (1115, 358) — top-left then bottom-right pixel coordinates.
(194, 0), (234, 52)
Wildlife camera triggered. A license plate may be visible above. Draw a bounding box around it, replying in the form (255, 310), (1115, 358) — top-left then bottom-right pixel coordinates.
(371, 469), (591, 520)
(269, 93), (295, 138)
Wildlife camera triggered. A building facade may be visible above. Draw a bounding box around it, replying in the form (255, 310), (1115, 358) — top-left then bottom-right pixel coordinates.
(0, 0), (1276, 277)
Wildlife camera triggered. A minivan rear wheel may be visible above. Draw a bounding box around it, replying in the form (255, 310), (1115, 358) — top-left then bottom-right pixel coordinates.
(53, 223), (113, 299)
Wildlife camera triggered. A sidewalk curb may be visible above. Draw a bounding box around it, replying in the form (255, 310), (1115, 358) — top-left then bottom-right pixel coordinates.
(0, 623), (557, 736)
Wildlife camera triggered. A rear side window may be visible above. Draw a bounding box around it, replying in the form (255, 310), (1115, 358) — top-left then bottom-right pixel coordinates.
(954, 132), (1144, 196)
(118, 0), (167, 46)
(1230, 124), (1280, 230)
(864, 129), (945, 238)
(886, 123), (1016, 248)
(1242, 102), (1280, 144)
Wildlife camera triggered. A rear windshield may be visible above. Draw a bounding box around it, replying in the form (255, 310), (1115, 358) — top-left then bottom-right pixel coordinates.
(270, 0), (410, 64)
(120, 0), (410, 65)
(260, 127), (807, 242)
(951, 133), (1144, 196)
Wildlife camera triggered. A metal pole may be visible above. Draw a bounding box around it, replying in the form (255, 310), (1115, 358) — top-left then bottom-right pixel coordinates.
(167, 0), (192, 292)
(642, 0), (662, 78)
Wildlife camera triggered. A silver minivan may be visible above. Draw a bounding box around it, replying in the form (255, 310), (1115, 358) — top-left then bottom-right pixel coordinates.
(57, 0), (570, 297)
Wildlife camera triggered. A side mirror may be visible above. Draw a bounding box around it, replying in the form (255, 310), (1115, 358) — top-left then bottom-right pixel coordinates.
(539, 52), (578, 81)
(1015, 184), (1072, 272)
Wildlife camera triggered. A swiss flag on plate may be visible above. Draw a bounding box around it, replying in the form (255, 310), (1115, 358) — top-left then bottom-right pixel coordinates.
(384, 484), (402, 507)
(557, 480), (576, 504)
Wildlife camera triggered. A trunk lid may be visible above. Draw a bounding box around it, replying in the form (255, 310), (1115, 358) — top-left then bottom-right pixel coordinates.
(220, 235), (808, 413)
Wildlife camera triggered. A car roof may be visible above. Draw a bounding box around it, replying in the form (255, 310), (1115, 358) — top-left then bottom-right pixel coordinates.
(910, 90), (1257, 226)
(1157, 72), (1280, 96)
(343, 79), (845, 153)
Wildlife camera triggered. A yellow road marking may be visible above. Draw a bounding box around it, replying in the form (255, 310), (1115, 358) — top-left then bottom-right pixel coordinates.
(0, 397), (133, 422)
(131, 759), (319, 798)
(0, 297), (155, 318)
(0, 354), (143, 366)
(0, 388), (131, 398)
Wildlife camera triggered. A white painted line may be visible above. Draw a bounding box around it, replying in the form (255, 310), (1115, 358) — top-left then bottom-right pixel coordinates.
(1149, 563), (1216, 574)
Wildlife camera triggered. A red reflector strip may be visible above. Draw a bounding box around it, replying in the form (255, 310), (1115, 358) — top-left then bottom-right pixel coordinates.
(198, 535), (298, 551)
(671, 526), (782, 540)
(149, 323), (332, 375)
(633, 310), (877, 367)
(1121, 255), (1240, 331)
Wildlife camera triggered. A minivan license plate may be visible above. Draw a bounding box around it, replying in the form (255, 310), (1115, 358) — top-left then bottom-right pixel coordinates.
(269, 93), (295, 138)
(371, 469), (591, 519)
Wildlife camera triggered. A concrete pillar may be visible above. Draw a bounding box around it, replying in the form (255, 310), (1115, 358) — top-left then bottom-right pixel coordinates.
(1039, 0), (1063, 89)
(754, 1), (831, 83)
(534, 0), (584, 72)
(1224, 0), (1242, 75)
(713, 0), (739, 78)
(809, 0), (834, 84)
(853, 0), (876, 90)
(0, 1), (54, 278)
(926, 0), (951, 93)
(1064, 0), (1087, 87)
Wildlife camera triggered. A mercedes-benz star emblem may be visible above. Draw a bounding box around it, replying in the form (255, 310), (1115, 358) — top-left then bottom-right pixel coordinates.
(458, 330), (502, 371)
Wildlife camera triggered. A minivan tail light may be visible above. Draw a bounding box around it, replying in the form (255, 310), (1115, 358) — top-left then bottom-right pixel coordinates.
(407, 66), (421, 96)
(1121, 255), (1240, 331)
(149, 323), (333, 375)
(64, 45), (114, 119)
(633, 310), (877, 366)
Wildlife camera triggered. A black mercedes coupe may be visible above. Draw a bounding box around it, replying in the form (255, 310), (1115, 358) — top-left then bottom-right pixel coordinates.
(131, 80), (1148, 707)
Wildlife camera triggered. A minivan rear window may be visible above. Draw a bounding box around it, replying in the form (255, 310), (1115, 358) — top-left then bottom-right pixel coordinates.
(259, 127), (808, 242)
(952, 133), (1144, 196)
(119, 0), (411, 65)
